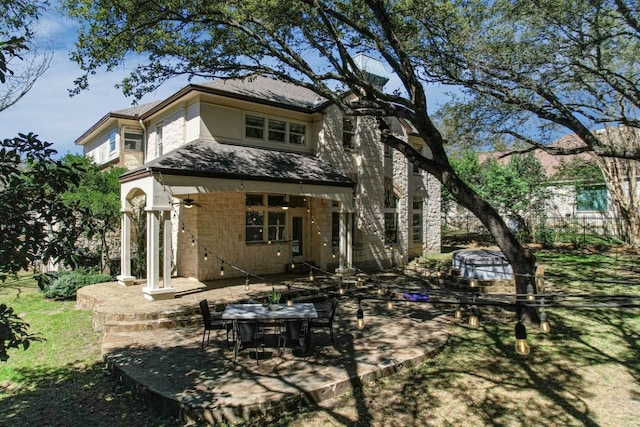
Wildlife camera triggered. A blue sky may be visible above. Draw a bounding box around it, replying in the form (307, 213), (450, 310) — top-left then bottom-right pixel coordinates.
(0, 5), (453, 157)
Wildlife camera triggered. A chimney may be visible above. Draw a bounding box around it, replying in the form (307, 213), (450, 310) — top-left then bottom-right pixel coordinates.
(352, 53), (390, 91)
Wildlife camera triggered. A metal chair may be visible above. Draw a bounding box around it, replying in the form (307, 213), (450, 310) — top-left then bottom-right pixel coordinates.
(278, 319), (308, 357)
(233, 320), (263, 363)
(309, 297), (338, 346)
(199, 299), (232, 349)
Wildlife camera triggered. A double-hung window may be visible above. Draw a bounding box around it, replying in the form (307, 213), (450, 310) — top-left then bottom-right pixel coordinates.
(384, 180), (399, 244)
(156, 123), (163, 156)
(412, 198), (423, 243)
(576, 185), (608, 212)
(245, 115), (306, 146)
(123, 129), (143, 150)
(108, 130), (117, 153)
(246, 194), (288, 242)
(343, 117), (356, 149)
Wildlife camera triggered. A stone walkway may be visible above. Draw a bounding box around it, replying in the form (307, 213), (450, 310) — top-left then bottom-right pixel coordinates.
(77, 273), (450, 425)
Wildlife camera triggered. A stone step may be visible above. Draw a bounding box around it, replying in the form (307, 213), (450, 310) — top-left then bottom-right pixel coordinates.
(103, 314), (203, 333)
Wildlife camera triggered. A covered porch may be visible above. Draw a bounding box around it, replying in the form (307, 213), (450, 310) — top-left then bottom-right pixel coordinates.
(116, 140), (356, 300)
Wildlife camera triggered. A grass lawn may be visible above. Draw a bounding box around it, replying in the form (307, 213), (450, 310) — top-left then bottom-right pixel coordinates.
(0, 274), (181, 426)
(1, 248), (639, 426)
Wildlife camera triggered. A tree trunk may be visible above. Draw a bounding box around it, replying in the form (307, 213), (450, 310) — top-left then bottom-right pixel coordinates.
(595, 127), (640, 248)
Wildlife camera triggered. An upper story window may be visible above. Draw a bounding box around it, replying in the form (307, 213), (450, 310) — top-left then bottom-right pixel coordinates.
(123, 129), (143, 150)
(245, 114), (306, 146)
(108, 130), (117, 153)
(343, 117), (356, 149)
(412, 145), (422, 174)
(577, 185), (608, 212)
(156, 123), (163, 156)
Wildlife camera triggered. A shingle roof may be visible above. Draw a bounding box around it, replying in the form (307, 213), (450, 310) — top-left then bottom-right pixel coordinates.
(121, 139), (354, 187)
(112, 100), (163, 117)
(195, 76), (327, 110)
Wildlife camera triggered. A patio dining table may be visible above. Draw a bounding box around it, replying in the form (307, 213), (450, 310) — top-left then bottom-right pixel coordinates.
(222, 303), (318, 353)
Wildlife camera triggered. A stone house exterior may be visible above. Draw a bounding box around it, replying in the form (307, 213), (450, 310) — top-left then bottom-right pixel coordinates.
(75, 74), (441, 300)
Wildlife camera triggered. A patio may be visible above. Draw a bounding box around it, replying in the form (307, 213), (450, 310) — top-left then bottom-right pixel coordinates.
(77, 273), (450, 425)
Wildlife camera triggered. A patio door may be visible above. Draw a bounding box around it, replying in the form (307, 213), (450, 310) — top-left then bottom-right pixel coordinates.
(291, 216), (305, 261)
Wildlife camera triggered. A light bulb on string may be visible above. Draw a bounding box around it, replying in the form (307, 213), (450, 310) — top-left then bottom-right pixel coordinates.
(191, 238), (195, 246)
(356, 299), (365, 329)
(527, 284), (535, 301)
(539, 310), (551, 333)
(515, 321), (530, 355)
(244, 274), (250, 291)
(204, 250), (208, 261)
(309, 269), (314, 281)
(220, 261), (225, 276)
(386, 294), (394, 310)
(181, 225), (185, 233)
(286, 284), (293, 306)
(277, 248), (281, 257)
(468, 306), (479, 328)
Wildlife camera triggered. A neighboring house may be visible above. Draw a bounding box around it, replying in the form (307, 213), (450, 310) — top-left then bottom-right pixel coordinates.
(454, 128), (637, 238)
(76, 66), (441, 300)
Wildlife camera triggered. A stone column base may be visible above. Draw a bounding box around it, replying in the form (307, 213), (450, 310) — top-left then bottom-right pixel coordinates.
(335, 267), (357, 276)
(117, 275), (136, 286)
(142, 286), (176, 301)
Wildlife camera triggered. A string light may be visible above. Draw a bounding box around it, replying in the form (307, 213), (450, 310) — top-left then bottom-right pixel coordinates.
(191, 238), (195, 246)
(204, 250), (208, 261)
(469, 306), (479, 328)
(277, 248), (281, 257)
(527, 284), (535, 301)
(386, 293), (394, 310)
(356, 299), (365, 329)
(286, 285), (293, 307)
(220, 261), (225, 276)
(515, 321), (530, 355)
(245, 274), (250, 291)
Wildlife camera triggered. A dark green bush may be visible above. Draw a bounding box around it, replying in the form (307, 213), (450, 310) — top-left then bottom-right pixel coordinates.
(40, 270), (112, 300)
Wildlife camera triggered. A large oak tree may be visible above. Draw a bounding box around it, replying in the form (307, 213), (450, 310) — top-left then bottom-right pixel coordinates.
(62, 0), (638, 303)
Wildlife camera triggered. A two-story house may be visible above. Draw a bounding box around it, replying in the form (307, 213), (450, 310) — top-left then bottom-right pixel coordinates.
(76, 69), (441, 300)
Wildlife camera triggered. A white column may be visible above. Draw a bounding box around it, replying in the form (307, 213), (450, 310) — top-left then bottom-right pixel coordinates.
(338, 212), (346, 270)
(347, 212), (353, 268)
(146, 209), (160, 289)
(142, 209), (176, 300)
(162, 210), (172, 289)
(117, 211), (135, 286)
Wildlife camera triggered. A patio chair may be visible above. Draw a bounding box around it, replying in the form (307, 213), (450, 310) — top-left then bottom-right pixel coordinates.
(278, 319), (308, 357)
(233, 320), (264, 363)
(199, 299), (232, 349)
(309, 297), (338, 346)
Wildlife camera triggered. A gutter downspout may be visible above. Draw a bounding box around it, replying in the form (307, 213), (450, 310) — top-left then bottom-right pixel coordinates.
(138, 116), (147, 163)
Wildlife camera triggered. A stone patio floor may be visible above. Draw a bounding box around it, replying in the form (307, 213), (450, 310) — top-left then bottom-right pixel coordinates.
(77, 272), (450, 425)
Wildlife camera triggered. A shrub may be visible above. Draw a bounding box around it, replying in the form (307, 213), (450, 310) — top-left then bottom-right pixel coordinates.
(40, 270), (112, 300)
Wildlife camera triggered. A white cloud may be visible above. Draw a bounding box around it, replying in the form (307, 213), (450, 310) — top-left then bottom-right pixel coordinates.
(0, 52), (187, 156)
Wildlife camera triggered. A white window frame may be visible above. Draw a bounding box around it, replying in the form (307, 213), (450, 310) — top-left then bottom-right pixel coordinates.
(343, 116), (356, 149)
(412, 197), (423, 243)
(245, 114), (307, 146)
(245, 193), (289, 243)
(156, 123), (163, 156)
(108, 130), (117, 153)
(123, 128), (143, 150)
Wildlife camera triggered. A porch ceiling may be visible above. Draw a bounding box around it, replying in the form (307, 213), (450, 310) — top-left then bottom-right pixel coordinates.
(120, 139), (355, 188)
